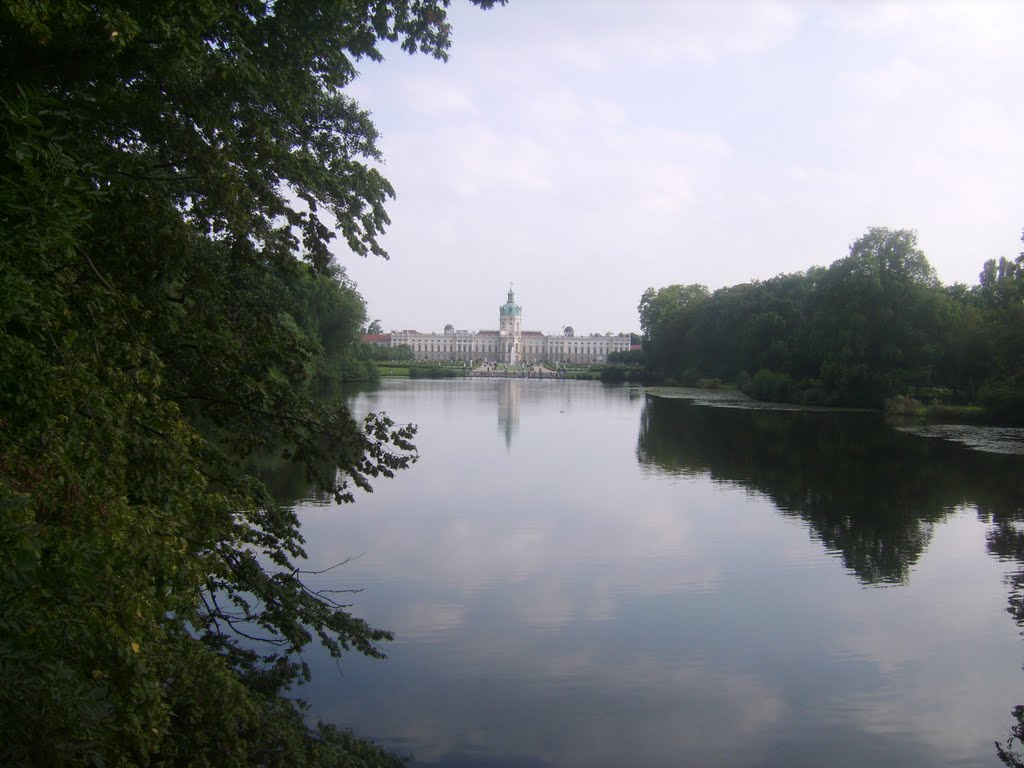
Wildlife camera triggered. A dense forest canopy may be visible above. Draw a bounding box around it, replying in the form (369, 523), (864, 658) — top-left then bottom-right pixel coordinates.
(639, 227), (1024, 419)
(0, 1), (501, 765)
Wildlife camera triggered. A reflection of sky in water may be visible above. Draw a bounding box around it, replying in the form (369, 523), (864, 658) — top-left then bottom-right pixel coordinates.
(291, 380), (1024, 767)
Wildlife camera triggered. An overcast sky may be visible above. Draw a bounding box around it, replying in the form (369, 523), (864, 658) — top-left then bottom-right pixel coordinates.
(337, 0), (1024, 335)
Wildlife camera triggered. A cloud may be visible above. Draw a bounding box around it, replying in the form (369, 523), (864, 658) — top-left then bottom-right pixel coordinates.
(339, 0), (1024, 333)
(623, 0), (803, 66)
(543, 0), (802, 70)
(828, 1), (1024, 61)
(397, 74), (478, 116)
(838, 57), (939, 102)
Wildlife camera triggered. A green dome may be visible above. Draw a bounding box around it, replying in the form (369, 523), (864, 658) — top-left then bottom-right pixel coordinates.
(499, 288), (521, 317)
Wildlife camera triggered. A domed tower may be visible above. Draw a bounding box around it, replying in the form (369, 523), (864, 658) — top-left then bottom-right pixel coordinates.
(498, 285), (522, 365)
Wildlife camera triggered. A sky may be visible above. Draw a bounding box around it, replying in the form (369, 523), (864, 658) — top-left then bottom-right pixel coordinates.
(335, 0), (1024, 336)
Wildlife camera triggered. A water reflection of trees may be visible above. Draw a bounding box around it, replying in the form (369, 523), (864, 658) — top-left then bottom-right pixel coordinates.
(247, 448), (338, 506)
(985, 496), (1024, 765)
(637, 394), (1024, 763)
(636, 395), (1024, 586)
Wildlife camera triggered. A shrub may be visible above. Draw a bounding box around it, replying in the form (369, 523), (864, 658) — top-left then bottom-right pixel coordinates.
(884, 395), (924, 417)
(978, 380), (1024, 425)
(599, 367), (626, 383)
(747, 368), (799, 403)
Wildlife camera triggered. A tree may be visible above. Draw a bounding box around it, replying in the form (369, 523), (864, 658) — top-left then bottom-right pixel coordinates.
(972, 229), (1024, 421)
(635, 228), (969, 407)
(803, 228), (952, 404)
(367, 319), (384, 335)
(841, 227), (938, 288)
(1, 1), (502, 764)
(638, 284), (710, 375)
(979, 229), (1024, 310)
(608, 348), (645, 365)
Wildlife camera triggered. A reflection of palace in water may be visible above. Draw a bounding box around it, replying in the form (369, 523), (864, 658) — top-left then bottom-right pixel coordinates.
(494, 378), (644, 450)
(366, 287), (631, 365)
(497, 380), (521, 450)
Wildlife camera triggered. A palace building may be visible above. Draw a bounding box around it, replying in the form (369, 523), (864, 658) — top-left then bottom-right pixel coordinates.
(370, 287), (631, 365)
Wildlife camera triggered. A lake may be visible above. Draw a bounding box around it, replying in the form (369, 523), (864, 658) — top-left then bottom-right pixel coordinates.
(286, 378), (1024, 767)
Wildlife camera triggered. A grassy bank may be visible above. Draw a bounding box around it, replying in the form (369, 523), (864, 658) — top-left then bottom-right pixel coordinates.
(884, 395), (997, 424)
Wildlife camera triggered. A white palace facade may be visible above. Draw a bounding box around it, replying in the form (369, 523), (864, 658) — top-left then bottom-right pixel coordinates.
(370, 288), (631, 365)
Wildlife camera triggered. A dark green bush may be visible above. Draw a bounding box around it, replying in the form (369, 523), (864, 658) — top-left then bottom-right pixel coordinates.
(746, 369), (799, 403)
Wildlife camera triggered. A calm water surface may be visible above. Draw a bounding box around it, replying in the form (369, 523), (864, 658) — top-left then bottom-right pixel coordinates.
(286, 379), (1024, 767)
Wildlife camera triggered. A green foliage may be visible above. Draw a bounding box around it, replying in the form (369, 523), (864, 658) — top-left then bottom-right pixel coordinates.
(884, 395), (925, 417)
(640, 227), (1024, 415)
(607, 348), (645, 365)
(638, 283), (709, 374)
(695, 378), (721, 390)
(978, 378), (1024, 425)
(391, 344), (415, 361)
(408, 363), (466, 378)
(979, 251), (1024, 310)
(363, 343), (415, 363)
(599, 366), (626, 383)
(0, 0), (503, 764)
(745, 369), (798, 403)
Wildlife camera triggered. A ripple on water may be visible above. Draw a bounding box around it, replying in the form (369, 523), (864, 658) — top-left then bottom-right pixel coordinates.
(643, 387), (867, 413)
(897, 424), (1024, 455)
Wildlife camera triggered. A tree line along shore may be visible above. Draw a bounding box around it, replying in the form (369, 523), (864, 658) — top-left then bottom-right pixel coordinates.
(632, 227), (1024, 425)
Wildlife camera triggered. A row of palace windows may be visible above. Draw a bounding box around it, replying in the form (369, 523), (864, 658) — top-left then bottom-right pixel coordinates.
(398, 338), (626, 354)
